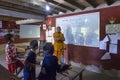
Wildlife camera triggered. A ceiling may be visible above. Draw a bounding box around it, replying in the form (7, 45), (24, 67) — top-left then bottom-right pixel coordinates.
(0, 0), (119, 22)
(0, 15), (25, 21)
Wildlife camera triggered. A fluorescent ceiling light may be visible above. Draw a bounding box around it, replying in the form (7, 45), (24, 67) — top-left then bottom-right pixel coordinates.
(46, 5), (50, 11)
(16, 19), (42, 24)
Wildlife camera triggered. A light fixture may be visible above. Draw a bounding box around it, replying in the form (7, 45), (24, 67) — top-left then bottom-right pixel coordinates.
(46, 5), (50, 11)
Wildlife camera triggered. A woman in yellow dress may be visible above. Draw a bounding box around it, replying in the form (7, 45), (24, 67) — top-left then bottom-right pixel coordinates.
(53, 26), (66, 62)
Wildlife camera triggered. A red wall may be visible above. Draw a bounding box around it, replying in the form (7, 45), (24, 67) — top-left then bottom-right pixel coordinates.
(47, 6), (120, 67)
(0, 21), (46, 44)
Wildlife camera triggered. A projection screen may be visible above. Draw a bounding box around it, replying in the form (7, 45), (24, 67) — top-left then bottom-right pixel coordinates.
(56, 12), (100, 47)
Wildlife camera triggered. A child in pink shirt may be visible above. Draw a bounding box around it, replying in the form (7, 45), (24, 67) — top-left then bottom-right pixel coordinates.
(4, 34), (23, 75)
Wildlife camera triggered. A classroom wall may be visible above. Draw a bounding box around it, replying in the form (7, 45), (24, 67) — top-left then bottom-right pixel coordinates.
(0, 21), (46, 54)
(0, 42), (29, 54)
(0, 21), (46, 44)
(47, 6), (120, 68)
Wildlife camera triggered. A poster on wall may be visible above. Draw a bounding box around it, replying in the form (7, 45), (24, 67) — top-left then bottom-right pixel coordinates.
(0, 29), (20, 39)
(0, 21), (2, 28)
(46, 27), (55, 44)
(13, 29), (20, 38)
(0, 29), (8, 39)
(56, 12), (100, 47)
(106, 24), (120, 34)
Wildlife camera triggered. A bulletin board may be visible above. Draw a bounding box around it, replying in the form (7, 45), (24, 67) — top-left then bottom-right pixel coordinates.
(0, 21), (2, 28)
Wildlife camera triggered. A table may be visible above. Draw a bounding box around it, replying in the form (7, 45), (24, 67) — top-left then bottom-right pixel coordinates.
(57, 66), (85, 80)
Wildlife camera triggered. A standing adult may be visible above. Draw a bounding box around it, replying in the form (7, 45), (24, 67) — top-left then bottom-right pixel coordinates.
(53, 26), (65, 62)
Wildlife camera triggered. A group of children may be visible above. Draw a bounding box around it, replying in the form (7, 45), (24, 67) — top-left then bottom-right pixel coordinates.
(4, 33), (70, 80)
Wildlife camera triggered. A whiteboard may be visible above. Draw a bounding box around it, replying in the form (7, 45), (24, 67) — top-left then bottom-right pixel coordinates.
(56, 12), (100, 47)
(20, 25), (40, 38)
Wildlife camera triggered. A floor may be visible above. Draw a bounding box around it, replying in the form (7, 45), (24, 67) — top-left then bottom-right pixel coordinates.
(0, 53), (120, 80)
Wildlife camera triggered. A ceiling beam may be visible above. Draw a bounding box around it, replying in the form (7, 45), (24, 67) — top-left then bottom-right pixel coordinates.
(51, 6), (67, 13)
(0, 1), (46, 16)
(0, 15), (25, 21)
(85, 0), (99, 8)
(64, 0), (86, 10)
(0, 0), (47, 15)
(0, 8), (45, 20)
(104, 0), (117, 5)
(0, 0), (56, 15)
(45, 0), (75, 11)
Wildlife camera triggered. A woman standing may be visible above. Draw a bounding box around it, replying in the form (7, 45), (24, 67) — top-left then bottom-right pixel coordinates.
(53, 26), (65, 62)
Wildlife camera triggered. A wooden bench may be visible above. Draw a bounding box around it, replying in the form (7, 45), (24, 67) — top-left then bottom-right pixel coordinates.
(57, 66), (85, 80)
(0, 64), (20, 80)
(15, 46), (30, 58)
(16, 46), (30, 52)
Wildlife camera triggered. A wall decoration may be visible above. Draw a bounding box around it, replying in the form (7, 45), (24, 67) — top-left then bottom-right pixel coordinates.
(0, 29), (8, 38)
(106, 24), (120, 34)
(43, 24), (47, 30)
(47, 18), (52, 30)
(13, 29), (20, 38)
(108, 17), (116, 24)
(0, 21), (2, 28)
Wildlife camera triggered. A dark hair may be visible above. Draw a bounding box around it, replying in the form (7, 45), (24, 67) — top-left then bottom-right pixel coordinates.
(57, 26), (61, 30)
(43, 42), (54, 54)
(29, 40), (38, 49)
(4, 34), (14, 42)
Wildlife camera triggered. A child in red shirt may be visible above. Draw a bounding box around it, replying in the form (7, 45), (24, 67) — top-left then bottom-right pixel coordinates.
(4, 34), (24, 75)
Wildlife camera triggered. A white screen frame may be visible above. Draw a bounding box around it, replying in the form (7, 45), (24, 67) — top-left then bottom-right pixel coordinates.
(56, 12), (100, 47)
(20, 25), (40, 38)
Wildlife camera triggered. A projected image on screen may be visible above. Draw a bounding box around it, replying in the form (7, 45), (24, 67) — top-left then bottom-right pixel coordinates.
(56, 12), (99, 47)
(20, 25), (40, 38)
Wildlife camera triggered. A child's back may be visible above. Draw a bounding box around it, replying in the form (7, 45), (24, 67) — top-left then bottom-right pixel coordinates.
(23, 40), (38, 80)
(38, 43), (70, 80)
